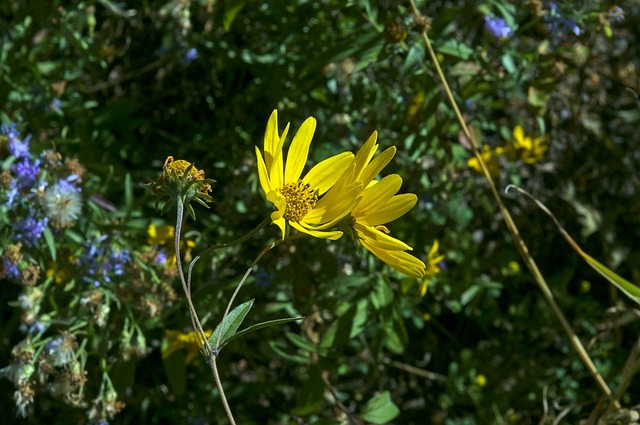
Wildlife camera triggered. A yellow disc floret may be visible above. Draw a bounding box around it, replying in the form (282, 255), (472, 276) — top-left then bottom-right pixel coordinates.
(278, 180), (318, 222)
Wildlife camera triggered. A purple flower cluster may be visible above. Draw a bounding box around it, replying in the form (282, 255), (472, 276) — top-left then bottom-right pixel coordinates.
(484, 16), (514, 38)
(14, 217), (49, 247)
(78, 235), (131, 287)
(1, 122), (84, 285)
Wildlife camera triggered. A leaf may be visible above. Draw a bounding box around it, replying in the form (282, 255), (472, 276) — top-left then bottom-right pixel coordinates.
(294, 364), (325, 416)
(300, 31), (383, 77)
(228, 316), (304, 344)
(285, 331), (316, 353)
(43, 226), (56, 261)
(399, 43), (425, 79)
(435, 39), (474, 60)
(223, 1), (245, 32)
(507, 185), (640, 306)
(268, 340), (309, 364)
(208, 299), (254, 349)
(359, 391), (400, 424)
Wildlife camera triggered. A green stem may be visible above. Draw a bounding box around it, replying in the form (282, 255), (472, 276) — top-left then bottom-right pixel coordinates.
(408, 0), (617, 410)
(174, 197), (237, 425)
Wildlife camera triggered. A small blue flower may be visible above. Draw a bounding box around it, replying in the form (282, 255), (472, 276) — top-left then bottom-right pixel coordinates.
(154, 248), (169, 265)
(2, 257), (21, 280)
(11, 158), (40, 189)
(14, 217), (48, 247)
(49, 98), (62, 112)
(484, 16), (514, 38)
(28, 321), (48, 335)
(546, 3), (581, 39)
(183, 47), (199, 63)
(2, 123), (31, 159)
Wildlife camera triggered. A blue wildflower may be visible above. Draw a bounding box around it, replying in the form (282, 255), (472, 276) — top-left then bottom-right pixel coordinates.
(154, 249), (169, 265)
(11, 158), (40, 189)
(484, 16), (514, 38)
(2, 123), (31, 159)
(183, 47), (199, 63)
(14, 217), (48, 247)
(546, 3), (581, 39)
(2, 257), (21, 280)
(79, 235), (130, 287)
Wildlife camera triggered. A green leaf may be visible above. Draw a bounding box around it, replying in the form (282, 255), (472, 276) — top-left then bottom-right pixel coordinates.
(509, 185), (640, 306)
(370, 277), (394, 310)
(285, 332), (316, 353)
(162, 346), (186, 396)
(399, 43), (425, 79)
(294, 364), (325, 416)
(359, 391), (400, 424)
(228, 316), (304, 343)
(208, 299), (254, 349)
(583, 253), (640, 303)
(435, 39), (474, 60)
(223, 1), (245, 32)
(43, 226), (56, 261)
(268, 340), (309, 364)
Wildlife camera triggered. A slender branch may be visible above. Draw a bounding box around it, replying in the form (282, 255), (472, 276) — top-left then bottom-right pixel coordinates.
(174, 197), (236, 425)
(407, 0), (618, 409)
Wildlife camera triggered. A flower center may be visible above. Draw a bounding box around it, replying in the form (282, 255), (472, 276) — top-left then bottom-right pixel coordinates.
(278, 180), (318, 222)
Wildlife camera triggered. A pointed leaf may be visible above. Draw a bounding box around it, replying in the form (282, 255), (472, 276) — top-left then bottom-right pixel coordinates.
(208, 299), (254, 349)
(223, 316), (304, 345)
(508, 185), (640, 306)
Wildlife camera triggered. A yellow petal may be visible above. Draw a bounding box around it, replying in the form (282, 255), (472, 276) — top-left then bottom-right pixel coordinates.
(305, 181), (362, 225)
(360, 238), (425, 278)
(512, 125), (524, 145)
(303, 152), (354, 195)
(272, 216), (287, 239)
(285, 117), (316, 183)
(270, 123), (289, 190)
(263, 110), (279, 165)
(359, 146), (396, 185)
(353, 131), (379, 178)
(290, 221), (343, 240)
(354, 223), (412, 251)
(364, 193), (418, 225)
(255, 147), (273, 195)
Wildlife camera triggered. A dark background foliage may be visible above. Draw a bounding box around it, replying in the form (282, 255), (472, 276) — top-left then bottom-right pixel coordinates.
(1, 0), (639, 424)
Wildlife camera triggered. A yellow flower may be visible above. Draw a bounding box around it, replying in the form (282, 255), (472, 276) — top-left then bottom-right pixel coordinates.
(46, 260), (73, 284)
(255, 110), (361, 240)
(418, 240), (445, 296)
(147, 224), (195, 265)
(467, 145), (501, 178)
(162, 156), (212, 195)
(345, 132), (426, 278)
(163, 329), (213, 364)
(511, 125), (547, 164)
(147, 224), (175, 245)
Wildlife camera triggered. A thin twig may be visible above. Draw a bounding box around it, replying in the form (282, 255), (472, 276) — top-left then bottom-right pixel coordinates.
(407, 0), (618, 410)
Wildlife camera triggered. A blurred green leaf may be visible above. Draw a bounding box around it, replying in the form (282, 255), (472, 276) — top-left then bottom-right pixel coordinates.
(294, 364), (325, 416)
(359, 391), (400, 424)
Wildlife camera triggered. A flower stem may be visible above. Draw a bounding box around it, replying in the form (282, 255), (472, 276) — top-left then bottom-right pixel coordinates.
(174, 196), (236, 425)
